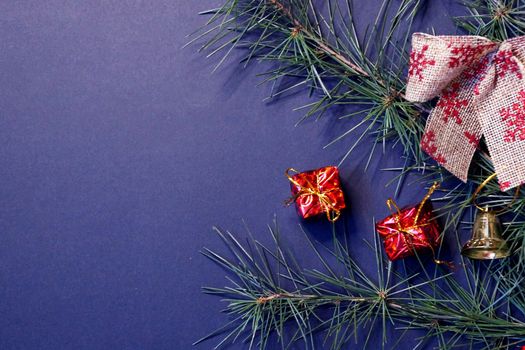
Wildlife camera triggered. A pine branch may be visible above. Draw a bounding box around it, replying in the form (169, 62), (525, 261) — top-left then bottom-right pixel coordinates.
(192, 0), (429, 165)
(191, 1), (525, 348)
(456, 0), (525, 41)
(196, 223), (525, 349)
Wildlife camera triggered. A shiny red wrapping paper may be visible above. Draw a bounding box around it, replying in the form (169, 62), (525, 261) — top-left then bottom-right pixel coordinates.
(288, 166), (346, 220)
(375, 201), (440, 261)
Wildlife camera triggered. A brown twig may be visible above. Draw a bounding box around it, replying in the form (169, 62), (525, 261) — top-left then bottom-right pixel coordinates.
(255, 292), (368, 304)
(268, 0), (367, 76)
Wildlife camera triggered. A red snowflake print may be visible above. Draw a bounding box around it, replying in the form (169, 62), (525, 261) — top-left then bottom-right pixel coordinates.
(494, 50), (522, 79)
(461, 56), (492, 95)
(448, 42), (495, 68)
(408, 45), (435, 81)
(462, 56), (491, 80)
(500, 90), (525, 143)
(499, 181), (511, 191)
(436, 83), (468, 124)
(421, 130), (446, 164)
(464, 131), (480, 147)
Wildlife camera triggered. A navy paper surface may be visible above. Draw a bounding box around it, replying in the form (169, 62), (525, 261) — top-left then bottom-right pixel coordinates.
(0, 1), (465, 349)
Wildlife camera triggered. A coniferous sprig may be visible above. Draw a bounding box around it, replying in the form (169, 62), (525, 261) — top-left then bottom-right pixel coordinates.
(189, 0), (430, 166)
(192, 0), (525, 261)
(191, 1), (525, 348)
(195, 222), (525, 349)
(455, 0), (525, 41)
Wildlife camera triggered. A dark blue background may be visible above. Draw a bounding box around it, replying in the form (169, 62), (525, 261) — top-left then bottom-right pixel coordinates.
(0, 1), (464, 349)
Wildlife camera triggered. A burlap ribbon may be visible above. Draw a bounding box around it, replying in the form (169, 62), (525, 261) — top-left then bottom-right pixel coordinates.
(406, 33), (525, 190)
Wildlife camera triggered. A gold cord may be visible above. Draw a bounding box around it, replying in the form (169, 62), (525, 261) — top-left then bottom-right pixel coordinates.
(285, 168), (341, 222)
(384, 182), (452, 268)
(386, 182), (439, 228)
(414, 182), (440, 224)
(472, 173), (520, 213)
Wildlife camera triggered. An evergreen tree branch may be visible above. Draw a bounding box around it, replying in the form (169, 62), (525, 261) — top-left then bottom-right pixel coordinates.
(195, 224), (525, 349)
(191, 1), (525, 348)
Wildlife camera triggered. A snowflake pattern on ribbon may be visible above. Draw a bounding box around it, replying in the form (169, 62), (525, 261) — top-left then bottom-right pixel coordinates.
(464, 131), (480, 147)
(421, 130), (446, 164)
(448, 43), (493, 68)
(500, 90), (525, 143)
(436, 83), (468, 124)
(406, 33), (525, 189)
(461, 55), (493, 95)
(408, 44), (435, 81)
(494, 50), (523, 79)
(499, 181), (511, 191)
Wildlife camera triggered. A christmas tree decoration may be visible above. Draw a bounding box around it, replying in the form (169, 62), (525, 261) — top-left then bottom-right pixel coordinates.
(461, 173), (519, 259)
(461, 209), (509, 259)
(376, 182), (447, 263)
(194, 0), (525, 348)
(406, 33), (525, 190)
(285, 166), (345, 221)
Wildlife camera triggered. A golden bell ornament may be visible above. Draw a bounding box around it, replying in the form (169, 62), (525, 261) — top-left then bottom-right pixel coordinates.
(461, 173), (520, 260)
(461, 208), (510, 260)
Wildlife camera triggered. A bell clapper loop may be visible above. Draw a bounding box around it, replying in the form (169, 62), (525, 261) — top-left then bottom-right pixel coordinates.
(471, 173), (520, 215)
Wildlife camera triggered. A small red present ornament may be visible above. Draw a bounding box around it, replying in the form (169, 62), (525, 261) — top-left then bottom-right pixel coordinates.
(285, 166), (346, 222)
(376, 182), (450, 265)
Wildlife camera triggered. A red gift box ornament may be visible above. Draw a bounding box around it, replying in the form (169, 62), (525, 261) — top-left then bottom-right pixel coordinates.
(285, 166), (346, 222)
(376, 182), (452, 267)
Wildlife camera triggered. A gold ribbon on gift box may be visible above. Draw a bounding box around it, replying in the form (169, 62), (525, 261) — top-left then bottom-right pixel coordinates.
(285, 168), (341, 222)
(384, 182), (453, 268)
